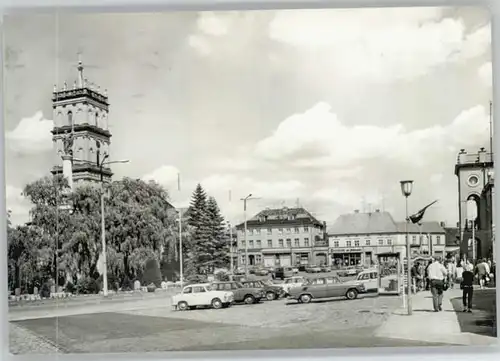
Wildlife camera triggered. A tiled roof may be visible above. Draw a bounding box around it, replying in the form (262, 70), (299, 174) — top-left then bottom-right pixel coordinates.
(236, 207), (323, 228)
(395, 221), (446, 234)
(327, 211), (398, 235)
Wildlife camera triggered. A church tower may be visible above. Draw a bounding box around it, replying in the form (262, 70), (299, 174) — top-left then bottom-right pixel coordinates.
(455, 147), (494, 258)
(51, 58), (113, 186)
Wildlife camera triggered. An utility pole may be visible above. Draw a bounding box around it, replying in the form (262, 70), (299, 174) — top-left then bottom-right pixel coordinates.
(241, 194), (259, 277)
(95, 144), (129, 297)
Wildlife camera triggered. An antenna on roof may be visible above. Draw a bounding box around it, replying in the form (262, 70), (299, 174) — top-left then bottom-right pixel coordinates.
(296, 198), (300, 208)
(381, 193), (386, 212)
(362, 196), (366, 213)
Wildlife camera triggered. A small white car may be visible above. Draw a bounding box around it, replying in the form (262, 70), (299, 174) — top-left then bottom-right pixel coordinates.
(280, 276), (307, 295)
(171, 283), (234, 311)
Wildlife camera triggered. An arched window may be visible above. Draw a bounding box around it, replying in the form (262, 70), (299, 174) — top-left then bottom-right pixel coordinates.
(466, 194), (481, 230)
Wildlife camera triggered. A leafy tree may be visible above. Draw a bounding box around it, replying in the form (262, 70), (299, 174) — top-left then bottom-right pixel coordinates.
(13, 175), (182, 292)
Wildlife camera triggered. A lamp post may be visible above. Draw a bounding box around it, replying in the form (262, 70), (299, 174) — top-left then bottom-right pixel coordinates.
(241, 194), (258, 277)
(228, 221), (234, 275)
(400, 180), (414, 316)
(95, 149), (129, 297)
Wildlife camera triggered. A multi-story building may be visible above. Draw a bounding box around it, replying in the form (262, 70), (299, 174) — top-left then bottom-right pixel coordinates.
(328, 210), (446, 267)
(235, 207), (326, 267)
(455, 148), (494, 260)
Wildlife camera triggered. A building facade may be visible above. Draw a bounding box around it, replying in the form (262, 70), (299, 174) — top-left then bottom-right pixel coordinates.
(455, 148), (494, 260)
(235, 207), (327, 267)
(328, 210), (446, 267)
(51, 59), (113, 186)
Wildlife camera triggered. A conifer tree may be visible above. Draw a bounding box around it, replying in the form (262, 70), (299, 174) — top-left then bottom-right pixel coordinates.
(206, 196), (229, 269)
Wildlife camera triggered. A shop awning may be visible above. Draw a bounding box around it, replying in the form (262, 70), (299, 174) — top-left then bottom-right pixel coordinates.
(445, 246), (460, 252)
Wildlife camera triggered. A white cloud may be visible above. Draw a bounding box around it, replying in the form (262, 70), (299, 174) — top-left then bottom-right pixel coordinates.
(268, 8), (490, 82)
(478, 61), (492, 87)
(142, 165), (180, 188)
(187, 35), (212, 56)
(255, 102), (490, 169)
(196, 12), (230, 36)
(5, 185), (31, 225)
(6, 111), (53, 154)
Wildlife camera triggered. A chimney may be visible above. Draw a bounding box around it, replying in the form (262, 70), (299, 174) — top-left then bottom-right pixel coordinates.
(439, 221), (446, 228)
(354, 209), (359, 213)
(458, 149), (467, 164)
(478, 147), (487, 163)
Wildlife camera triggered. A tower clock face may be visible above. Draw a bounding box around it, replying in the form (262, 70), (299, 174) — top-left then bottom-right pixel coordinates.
(468, 175), (479, 187)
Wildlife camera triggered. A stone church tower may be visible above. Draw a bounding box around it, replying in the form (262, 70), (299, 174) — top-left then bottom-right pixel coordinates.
(51, 59), (113, 187)
(455, 148), (494, 259)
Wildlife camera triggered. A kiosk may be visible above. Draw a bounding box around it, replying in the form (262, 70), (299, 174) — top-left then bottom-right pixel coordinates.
(377, 252), (402, 295)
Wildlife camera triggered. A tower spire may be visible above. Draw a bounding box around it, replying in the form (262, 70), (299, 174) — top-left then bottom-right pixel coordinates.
(77, 53), (84, 88)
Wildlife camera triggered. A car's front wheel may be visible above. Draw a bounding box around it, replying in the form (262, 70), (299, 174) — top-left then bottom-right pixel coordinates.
(211, 298), (223, 309)
(243, 295), (256, 304)
(299, 294), (312, 304)
(266, 292), (276, 301)
(177, 301), (189, 311)
(346, 289), (358, 300)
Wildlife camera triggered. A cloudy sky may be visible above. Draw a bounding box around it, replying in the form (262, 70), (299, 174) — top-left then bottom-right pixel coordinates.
(3, 6), (492, 227)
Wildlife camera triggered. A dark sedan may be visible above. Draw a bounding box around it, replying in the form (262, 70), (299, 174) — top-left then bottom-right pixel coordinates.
(212, 281), (264, 304)
(240, 279), (285, 301)
(288, 276), (366, 304)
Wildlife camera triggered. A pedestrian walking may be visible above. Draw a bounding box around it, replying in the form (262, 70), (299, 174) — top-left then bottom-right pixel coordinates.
(427, 256), (448, 312)
(461, 263), (474, 312)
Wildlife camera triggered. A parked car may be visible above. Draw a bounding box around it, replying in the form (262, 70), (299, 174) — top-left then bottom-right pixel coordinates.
(345, 269), (379, 293)
(253, 267), (270, 276)
(274, 266), (294, 280)
(298, 264), (307, 272)
(280, 276), (307, 295)
(305, 264), (322, 273)
(288, 276), (366, 303)
(171, 283), (234, 311)
(337, 266), (358, 277)
(291, 266), (299, 274)
(212, 281), (264, 304)
(234, 267), (246, 275)
(320, 265), (331, 273)
(240, 279), (285, 300)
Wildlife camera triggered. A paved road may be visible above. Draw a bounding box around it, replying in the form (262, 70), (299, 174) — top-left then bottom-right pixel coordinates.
(10, 293), (446, 354)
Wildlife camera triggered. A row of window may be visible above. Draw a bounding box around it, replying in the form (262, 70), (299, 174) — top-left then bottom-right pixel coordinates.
(331, 235), (442, 247)
(243, 226), (311, 235)
(333, 239), (392, 247)
(240, 238), (311, 249)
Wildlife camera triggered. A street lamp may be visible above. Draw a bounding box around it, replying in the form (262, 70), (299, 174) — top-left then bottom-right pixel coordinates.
(95, 149), (129, 297)
(400, 180), (414, 316)
(241, 194), (258, 277)
(227, 221), (234, 275)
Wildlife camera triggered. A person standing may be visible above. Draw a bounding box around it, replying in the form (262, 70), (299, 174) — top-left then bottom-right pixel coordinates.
(447, 259), (456, 289)
(455, 261), (464, 286)
(427, 257), (448, 312)
(425, 259), (433, 291)
(461, 263), (474, 312)
(475, 259), (490, 289)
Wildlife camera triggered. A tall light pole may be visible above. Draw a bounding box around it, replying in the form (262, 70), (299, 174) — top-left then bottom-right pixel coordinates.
(95, 148), (129, 297)
(228, 221), (234, 275)
(178, 208), (184, 286)
(241, 194), (258, 277)
(400, 180), (414, 316)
